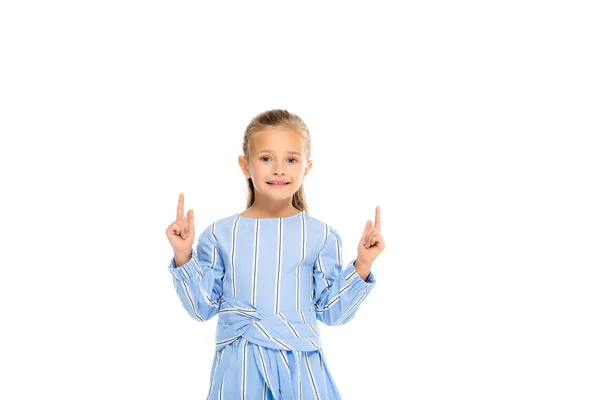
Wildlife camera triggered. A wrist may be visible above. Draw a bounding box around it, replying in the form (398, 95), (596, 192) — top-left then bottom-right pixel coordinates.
(354, 258), (372, 280)
(354, 258), (371, 269)
(174, 248), (192, 267)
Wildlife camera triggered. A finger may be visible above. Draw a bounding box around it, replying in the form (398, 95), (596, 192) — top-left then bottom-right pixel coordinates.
(366, 228), (377, 246)
(361, 221), (372, 246)
(360, 220), (370, 245)
(177, 193), (185, 219)
(374, 206), (381, 231)
(370, 233), (381, 247)
(187, 209), (194, 239)
(360, 220), (369, 237)
(368, 227), (382, 247)
(363, 220), (371, 234)
(166, 223), (175, 236)
(170, 221), (181, 236)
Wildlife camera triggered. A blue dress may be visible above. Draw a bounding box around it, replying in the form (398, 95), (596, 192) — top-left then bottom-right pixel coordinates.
(168, 210), (376, 399)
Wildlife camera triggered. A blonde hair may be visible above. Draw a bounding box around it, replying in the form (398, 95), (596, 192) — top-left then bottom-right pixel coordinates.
(242, 109), (311, 213)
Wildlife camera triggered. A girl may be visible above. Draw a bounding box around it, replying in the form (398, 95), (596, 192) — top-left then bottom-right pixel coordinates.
(165, 109), (385, 399)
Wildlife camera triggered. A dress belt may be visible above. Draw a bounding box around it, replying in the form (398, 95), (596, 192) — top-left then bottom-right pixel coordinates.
(215, 295), (322, 352)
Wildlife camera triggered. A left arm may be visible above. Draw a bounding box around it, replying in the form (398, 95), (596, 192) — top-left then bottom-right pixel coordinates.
(312, 227), (376, 326)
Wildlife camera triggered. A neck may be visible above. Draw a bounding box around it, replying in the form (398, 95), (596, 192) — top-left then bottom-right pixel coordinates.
(245, 198), (298, 218)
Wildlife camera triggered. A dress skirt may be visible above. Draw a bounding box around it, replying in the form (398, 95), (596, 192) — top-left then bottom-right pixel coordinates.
(207, 337), (341, 400)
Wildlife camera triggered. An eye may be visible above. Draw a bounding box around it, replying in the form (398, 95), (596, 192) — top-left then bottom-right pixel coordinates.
(259, 156), (298, 163)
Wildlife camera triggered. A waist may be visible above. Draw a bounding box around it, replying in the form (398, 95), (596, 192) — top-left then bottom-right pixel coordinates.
(215, 296), (321, 351)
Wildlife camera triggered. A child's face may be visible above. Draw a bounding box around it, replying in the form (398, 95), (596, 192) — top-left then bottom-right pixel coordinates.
(239, 126), (312, 201)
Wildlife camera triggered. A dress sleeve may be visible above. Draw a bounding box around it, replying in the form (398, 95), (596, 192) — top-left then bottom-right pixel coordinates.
(312, 226), (376, 326)
(167, 224), (225, 322)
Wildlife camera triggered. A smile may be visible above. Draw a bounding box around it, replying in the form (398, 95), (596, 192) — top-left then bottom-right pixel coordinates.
(267, 182), (290, 186)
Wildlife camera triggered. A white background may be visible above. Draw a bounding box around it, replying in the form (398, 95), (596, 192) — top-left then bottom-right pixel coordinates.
(1, 1), (599, 399)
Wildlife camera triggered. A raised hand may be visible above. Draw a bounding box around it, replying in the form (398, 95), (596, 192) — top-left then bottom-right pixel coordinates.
(356, 206), (386, 268)
(165, 193), (195, 255)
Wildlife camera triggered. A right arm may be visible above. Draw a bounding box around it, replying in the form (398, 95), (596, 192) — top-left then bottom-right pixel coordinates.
(168, 225), (225, 322)
(165, 193), (225, 322)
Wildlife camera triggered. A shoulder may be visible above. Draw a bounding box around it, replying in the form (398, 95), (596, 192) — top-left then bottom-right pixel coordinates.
(193, 213), (243, 247)
(195, 213), (236, 243)
(302, 212), (343, 249)
(194, 215), (236, 259)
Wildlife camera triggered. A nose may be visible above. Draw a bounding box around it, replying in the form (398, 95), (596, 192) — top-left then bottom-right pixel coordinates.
(272, 159), (287, 175)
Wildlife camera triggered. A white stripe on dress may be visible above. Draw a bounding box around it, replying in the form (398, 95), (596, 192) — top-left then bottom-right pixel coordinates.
(308, 322), (319, 336)
(275, 217), (283, 314)
(333, 291), (368, 326)
(317, 280), (352, 311)
(304, 351), (321, 400)
(207, 347), (224, 398)
(180, 280), (204, 321)
(242, 339), (248, 399)
(279, 349), (290, 371)
(277, 314), (300, 338)
(304, 336), (320, 350)
(231, 215), (240, 297)
(296, 351), (302, 400)
(273, 337), (294, 351)
(191, 249), (219, 307)
(333, 227), (341, 265)
(251, 219), (260, 306)
(257, 346), (273, 393)
(219, 375), (224, 400)
(296, 213), (306, 310)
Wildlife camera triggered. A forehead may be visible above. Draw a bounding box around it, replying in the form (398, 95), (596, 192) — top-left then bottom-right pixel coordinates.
(250, 126), (304, 154)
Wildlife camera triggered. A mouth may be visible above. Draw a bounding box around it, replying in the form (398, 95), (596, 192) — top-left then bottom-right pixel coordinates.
(267, 181), (290, 186)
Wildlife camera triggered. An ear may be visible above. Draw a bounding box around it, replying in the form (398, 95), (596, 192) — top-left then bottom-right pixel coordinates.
(304, 159), (313, 177)
(238, 155), (250, 179)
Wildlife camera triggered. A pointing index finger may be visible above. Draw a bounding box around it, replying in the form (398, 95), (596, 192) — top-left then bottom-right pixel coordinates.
(177, 193), (184, 219)
(375, 206), (381, 230)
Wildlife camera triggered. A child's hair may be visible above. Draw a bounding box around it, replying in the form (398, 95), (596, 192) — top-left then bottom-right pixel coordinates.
(242, 109), (312, 213)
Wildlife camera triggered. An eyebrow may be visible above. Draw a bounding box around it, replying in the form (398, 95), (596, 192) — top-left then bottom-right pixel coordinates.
(258, 150), (302, 156)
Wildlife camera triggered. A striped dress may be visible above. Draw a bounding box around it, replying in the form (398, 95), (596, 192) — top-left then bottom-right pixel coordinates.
(168, 210), (376, 399)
